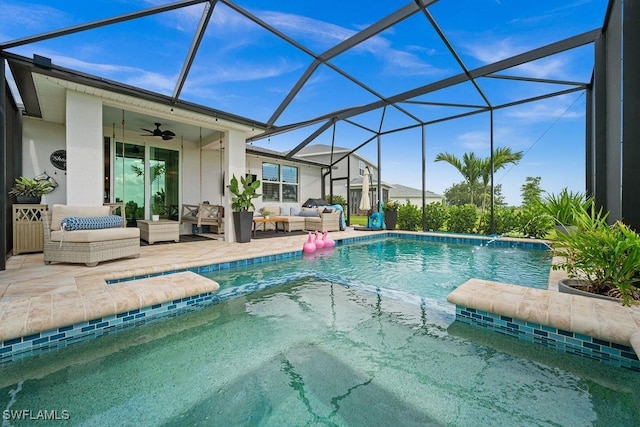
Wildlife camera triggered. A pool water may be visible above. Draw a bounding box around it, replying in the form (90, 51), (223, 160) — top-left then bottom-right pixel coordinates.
(205, 238), (552, 303)
(1, 278), (639, 426)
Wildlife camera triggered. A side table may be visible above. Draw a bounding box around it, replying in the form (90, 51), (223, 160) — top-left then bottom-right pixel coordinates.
(137, 220), (180, 244)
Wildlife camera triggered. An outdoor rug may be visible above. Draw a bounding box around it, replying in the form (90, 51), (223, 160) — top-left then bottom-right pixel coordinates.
(140, 234), (217, 246)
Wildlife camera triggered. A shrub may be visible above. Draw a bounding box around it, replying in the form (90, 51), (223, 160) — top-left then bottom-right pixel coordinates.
(518, 205), (554, 239)
(540, 188), (593, 227)
(552, 207), (640, 306)
(424, 202), (448, 231)
(397, 202), (422, 231)
(477, 206), (520, 235)
(325, 194), (347, 208)
(447, 204), (477, 233)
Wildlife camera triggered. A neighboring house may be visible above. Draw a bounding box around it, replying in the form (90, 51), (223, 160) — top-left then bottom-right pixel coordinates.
(296, 144), (393, 214)
(388, 184), (444, 207)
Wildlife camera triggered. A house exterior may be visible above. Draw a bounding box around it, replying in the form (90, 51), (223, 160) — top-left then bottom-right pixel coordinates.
(295, 144), (393, 214)
(388, 184), (444, 207)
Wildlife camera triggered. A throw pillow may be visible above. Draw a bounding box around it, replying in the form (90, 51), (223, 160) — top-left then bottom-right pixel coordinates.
(298, 211), (320, 217)
(290, 206), (301, 216)
(323, 208), (334, 213)
(61, 215), (123, 231)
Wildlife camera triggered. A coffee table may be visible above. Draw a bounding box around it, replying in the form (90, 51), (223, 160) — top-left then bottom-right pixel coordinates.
(252, 217), (286, 237)
(137, 219), (180, 244)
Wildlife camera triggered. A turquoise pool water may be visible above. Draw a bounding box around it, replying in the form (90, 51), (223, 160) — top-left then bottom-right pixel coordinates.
(204, 238), (552, 304)
(2, 238), (638, 425)
(1, 278), (639, 426)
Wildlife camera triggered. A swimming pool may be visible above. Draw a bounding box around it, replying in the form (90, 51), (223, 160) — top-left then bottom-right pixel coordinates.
(204, 238), (552, 306)
(2, 237), (639, 424)
(2, 277), (639, 425)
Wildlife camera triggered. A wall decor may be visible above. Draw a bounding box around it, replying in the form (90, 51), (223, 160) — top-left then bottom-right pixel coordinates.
(50, 150), (67, 171)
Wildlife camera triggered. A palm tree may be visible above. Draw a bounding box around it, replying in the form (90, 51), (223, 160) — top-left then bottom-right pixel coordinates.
(479, 146), (523, 209)
(434, 151), (484, 205)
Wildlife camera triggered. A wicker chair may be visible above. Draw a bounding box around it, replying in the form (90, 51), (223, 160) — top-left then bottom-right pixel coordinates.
(43, 203), (140, 267)
(181, 204), (224, 234)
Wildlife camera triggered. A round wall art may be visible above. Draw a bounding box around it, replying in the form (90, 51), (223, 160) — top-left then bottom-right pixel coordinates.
(50, 150), (67, 171)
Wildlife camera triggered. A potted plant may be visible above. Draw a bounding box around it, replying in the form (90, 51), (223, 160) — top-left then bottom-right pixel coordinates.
(227, 174), (261, 243)
(552, 206), (640, 306)
(9, 176), (52, 204)
(261, 209), (271, 219)
(383, 200), (399, 230)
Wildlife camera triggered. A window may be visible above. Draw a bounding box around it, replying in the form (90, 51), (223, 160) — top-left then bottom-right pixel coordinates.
(359, 160), (366, 177)
(262, 162), (298, 202)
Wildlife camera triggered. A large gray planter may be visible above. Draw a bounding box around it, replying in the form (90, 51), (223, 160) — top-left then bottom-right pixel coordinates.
(558, 278), (620, 302)
(233, 211), (254, 243)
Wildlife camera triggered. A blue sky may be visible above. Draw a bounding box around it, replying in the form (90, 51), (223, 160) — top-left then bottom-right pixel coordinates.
(1, 0), (608, 205)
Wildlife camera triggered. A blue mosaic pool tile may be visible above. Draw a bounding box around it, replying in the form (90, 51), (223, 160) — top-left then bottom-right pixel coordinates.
(455, 305), (640, 372)
(0, 291), (216, 364)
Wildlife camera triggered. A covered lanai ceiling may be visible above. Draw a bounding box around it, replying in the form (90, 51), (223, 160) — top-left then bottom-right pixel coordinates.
(1, 0), (608, 157)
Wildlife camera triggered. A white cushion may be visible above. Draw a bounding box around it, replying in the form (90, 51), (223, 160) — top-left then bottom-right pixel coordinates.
(50, 227), (139, 243)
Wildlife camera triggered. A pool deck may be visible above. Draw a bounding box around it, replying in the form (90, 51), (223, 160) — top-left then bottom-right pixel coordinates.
(1, 229), (640, 359)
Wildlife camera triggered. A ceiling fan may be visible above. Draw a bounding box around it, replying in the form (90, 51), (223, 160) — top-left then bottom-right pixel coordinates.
(141, 122), (175, 140)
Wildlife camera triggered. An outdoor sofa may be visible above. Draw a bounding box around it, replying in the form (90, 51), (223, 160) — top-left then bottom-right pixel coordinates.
(43, 203), (140, 267)
(257, 205), (341, 232)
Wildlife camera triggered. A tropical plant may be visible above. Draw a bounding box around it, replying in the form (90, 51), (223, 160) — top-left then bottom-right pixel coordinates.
(552, 207), (640, 306)
(383, 200), (400, 212)
(436, 147), (523, 209)
(227, 174), (261, 212)
(478, 147), (523, 210)
(540, 188), (593, 229)
(397, 201), (422, 231)
(477, 206), (520, 235)
(518, 204), (554, 239)
(9, 176), (53, 197)
(520, 176), (543, 208)
(424, 202), (448, 231)
(435, 152), (483, 205)
(446, 204), (478, 233)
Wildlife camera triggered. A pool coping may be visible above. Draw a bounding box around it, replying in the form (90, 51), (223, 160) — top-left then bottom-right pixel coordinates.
(447, 279), (640, 370)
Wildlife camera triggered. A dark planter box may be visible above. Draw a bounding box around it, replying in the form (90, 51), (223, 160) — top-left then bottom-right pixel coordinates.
(558, 279), (620, 302)
(16, 195), (42, 204)
(233, 211), (254, 243)
(384, 210), (397, 230)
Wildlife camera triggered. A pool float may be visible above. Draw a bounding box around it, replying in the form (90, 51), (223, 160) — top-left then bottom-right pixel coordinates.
(322, 230), (335, 247)
(367, 211), (384, 229)
(314, 231), (325, 249)
(303, 232), (316, 253)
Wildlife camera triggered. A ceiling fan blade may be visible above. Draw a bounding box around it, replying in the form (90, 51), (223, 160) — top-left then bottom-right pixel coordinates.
(162, 130), (176, 137)
(162, 134), (174, 140)
(141, 128), (154, 134)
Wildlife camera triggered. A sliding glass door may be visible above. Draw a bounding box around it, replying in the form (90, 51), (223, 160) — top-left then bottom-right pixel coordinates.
(109, 140), (180, 224)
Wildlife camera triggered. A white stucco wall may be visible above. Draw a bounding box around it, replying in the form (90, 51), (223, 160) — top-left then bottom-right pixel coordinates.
(66, 91), (103, 205)
(21, 118), (67, 206)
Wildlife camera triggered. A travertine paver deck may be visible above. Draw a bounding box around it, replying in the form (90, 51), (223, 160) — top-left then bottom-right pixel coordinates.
(0, 229), (381, 342)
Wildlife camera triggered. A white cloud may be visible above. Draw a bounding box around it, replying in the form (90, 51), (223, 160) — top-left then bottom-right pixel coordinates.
(463, 37), (575, 79)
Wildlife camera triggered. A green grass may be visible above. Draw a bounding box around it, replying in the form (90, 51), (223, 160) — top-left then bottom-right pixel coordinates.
(348, 215), (368, 226)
